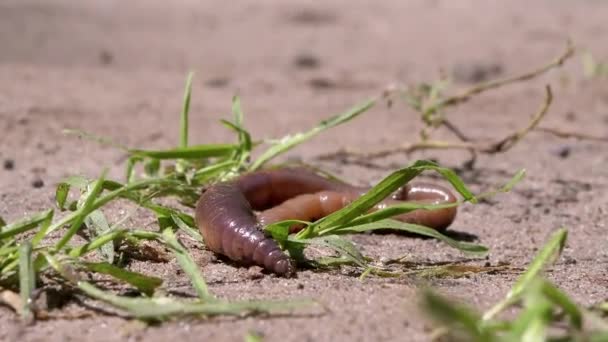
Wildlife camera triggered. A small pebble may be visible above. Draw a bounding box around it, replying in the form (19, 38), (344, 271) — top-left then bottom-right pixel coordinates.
(3, 159), (14, 170)
(309, 77), (335, 89)
(297, 283), (304, 290)
(205, 77), (230, 88)
(551, 145), (571, 159)
(293, 53), (320, 69)
(32, 179), (44, 188)
(99, 50), (113, 65)
(452, 61), (503, 83)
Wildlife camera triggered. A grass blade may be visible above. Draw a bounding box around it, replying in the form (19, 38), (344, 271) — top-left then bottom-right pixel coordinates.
(421, 289), (492, 342)
(55, 182), (70, 210)
(343, 201), (459, 227)
(55, 170), (108, 250)
(180, 72), (194, 148)
(85, 210), (115, 263)
(300, 160), (470, 238)
(483, 228), (568, 320)
(307, 235), (367, 268)
(333, 219), (488, 256)
(82, 262), (162, 296)
(161, 227), (211, 300)
(170, 214), (203, 243)
(69, 229), (128, 258)
(129, 144), (237, 160)
(18, 242), (35, 323)
(540, 279), (582, 330)
(250, 99), (375, 171)
(77, 281), (313, 320)
(0, 209), (54, 240)
(30, 210), (54, 248)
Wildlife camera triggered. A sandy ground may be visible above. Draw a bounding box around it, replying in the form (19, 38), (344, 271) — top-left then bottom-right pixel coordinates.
(1, 0), (608, 341)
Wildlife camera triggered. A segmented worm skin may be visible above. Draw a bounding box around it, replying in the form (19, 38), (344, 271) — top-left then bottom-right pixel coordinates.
(195, 168), (457, 276)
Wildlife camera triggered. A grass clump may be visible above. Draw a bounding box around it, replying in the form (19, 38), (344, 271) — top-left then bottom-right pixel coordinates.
(0, 71), (548, 327)
(421, 228), (608, 341)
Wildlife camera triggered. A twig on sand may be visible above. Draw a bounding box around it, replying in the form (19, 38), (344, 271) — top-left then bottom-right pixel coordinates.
(316, 42), (580, 167)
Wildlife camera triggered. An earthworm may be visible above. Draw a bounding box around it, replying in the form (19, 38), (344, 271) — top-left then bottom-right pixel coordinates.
(195, 168), (457, 276)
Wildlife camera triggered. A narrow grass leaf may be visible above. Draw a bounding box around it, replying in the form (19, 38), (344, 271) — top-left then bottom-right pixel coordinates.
(264, 220), (310, 248)
(244, 331), (264, 342)
(421, 164), (476, 202)
(161, 227), (211, 300)
(333, 219), (488, 256)
(421, 289), (492, 342)
(250, 99), (375, 171)
(61, 175), (90, 189)
(41, 252), (80, 284)
(477, 169), (527, 200)
(47, 178), (183, 236)
(301, 160), (469, 238)
(303, 235), (367, 268)
(0, 209), (54, 240)
(180, 72), (194, 148)
(69, 229), (128, 258)
(18, 242), (35, 323)
(540, 279), (582, 330)
(192, 160), (239, 184)
(344, 201), (459, 227)
(509, 284), (553, 342)
(129, 144), (236, 160)
(55, 182), (70, 210)
(55, 170), (107, 250)
(143, 158), (161, 178)
(300, 161), (426, 237)
(170, 214), (203, 243)
(77, 281), (312, 320)
(483, 228), (568, 320)
(84, 210), (115, 263)
(82, 262), (162, 296)
(30, 209), (54, 248)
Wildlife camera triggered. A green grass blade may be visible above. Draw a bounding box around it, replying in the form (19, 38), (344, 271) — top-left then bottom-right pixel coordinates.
(18, 242), (35, 323)
(305, 235), (367, 268)
(55, 170), (108, 250)
(332, 219), (488, 256)
(264, 220), (311, 248)
(129, 144), (237, 160)
(47, 178), (183, 236)
(180, 72), (194, 148)
(81, 262), (162, 296)
(192, 160), (239, 183)
(477, 169), (527, 201)
(161, 227), (211, 300)
(244, 331), (264, 342)
(55, 182), (70, 210)
(69, 229), (127, 258)
(421, 289), (492, 342)
(250, 99), (375, 171)
(84, 210), (114, 263)
(483, 228), (568, 320)
(170, 214), (203, 243)
(299, 160), (445, 238)
(0, 209), (54, 240)
(539, 279), (582, 330)
(77, 281), (313, 320)
(230, 95), (253, 153)
(344, 201), (459, 227)
(30, 210), (54, 248)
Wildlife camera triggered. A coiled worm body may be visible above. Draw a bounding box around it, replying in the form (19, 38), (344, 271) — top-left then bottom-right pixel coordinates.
(195, 168), (457, 276)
